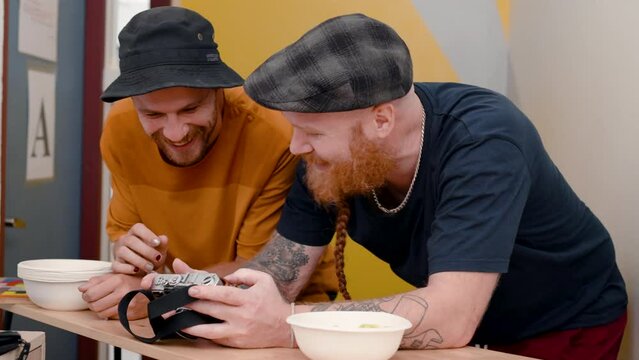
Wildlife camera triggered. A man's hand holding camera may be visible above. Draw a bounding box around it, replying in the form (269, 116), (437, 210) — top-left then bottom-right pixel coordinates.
(140, 259), (292, 348)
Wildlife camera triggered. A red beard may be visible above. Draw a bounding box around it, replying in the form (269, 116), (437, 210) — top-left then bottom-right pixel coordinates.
(303, 127), (395, 206)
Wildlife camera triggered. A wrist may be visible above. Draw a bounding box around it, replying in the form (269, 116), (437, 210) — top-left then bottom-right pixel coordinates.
(289, 302), (296, 348)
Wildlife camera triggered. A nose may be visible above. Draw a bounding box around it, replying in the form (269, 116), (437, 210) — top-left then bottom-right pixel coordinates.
(289, 129), (312, 155)
(162, 114), (189, 142)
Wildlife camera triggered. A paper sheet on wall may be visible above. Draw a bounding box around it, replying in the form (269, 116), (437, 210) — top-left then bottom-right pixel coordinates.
(26, 69), (56, 181)
(18, 0), (59, 62)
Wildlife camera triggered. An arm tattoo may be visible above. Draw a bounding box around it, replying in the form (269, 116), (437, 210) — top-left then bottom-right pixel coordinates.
(309, 297), (391, 312)
(309, 294), (443, 350)
(243, 231), (309, 299)
(395, 294), (443, 349)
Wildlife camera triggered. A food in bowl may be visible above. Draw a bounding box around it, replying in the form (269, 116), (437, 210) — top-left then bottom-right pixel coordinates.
(287, 311), (412, 360)
(358, 323), (381, 328)
(17, 259), (112, 311)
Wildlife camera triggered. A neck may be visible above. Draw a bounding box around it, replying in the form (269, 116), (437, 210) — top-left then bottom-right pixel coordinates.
(384, 94), (425, 193)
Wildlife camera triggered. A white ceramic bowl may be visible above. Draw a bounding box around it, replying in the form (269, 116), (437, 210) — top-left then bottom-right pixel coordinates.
(22, 279), (92, 311)
(17, 259), (112, 311)
(287, 311), (412, 360)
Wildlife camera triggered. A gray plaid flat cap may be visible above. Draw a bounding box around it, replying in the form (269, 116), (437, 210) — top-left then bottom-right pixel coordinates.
(245, 13), (413, 113)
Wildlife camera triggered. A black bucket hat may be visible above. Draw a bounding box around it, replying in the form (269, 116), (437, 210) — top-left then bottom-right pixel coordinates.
(101, 6), (244, 103)
(244, 13), (413, 113)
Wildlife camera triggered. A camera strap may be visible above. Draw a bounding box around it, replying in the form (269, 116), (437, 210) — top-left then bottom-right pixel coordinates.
(0, 331), (30, 360)
(118, 285), (222, 344)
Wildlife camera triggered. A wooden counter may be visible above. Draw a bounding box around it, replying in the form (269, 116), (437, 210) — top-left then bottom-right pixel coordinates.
(0, 300), (535, 360)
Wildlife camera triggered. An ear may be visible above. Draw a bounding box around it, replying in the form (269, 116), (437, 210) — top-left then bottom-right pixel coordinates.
(370, 102), (395, 139)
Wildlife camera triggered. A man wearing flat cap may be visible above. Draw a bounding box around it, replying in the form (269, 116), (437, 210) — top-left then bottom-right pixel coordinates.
(79, 6), (338, 319)
(155, 13), (628, 358)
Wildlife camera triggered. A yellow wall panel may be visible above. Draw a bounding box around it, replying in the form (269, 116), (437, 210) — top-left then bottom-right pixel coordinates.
(335, 236), (415, 300)
(181, 0), (458, 82)
(179, 0), (458, 299)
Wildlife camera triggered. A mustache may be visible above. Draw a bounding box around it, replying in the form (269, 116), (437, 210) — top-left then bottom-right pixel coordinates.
(151, 125), (204, 145)
(302, 153), (329, 167)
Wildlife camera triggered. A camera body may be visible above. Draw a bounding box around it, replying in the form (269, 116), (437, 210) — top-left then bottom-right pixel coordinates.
(151, 272), (224, 297)
(120, 272), (229, 343)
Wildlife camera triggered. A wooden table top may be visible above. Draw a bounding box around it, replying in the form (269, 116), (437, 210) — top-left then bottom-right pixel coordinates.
(0, 299), (535, 360)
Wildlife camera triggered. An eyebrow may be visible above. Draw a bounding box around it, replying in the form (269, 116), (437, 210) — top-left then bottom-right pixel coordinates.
(290, 120), (323, 131)
(296, 125), (325, 133)
(137, 97), (205, 114)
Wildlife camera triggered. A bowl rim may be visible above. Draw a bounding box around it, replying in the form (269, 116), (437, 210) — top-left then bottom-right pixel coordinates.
(18, 259), (112, 271)
(20, 273), (110, 282)
(286, 311), (412, 333)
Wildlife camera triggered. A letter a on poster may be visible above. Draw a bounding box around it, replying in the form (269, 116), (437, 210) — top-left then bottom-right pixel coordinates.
(26, 69), (56, 181)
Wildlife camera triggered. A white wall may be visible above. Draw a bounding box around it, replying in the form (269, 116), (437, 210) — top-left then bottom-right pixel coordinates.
(509, 2), (638, 358)
(101, 4), (149, 360)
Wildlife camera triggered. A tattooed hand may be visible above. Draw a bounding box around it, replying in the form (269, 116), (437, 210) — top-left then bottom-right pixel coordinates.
(182, 268), (293, 348)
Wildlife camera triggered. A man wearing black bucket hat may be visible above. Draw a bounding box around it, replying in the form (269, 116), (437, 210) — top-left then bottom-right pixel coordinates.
(79, 6), (337, 320)
(152, 13), (628, 358)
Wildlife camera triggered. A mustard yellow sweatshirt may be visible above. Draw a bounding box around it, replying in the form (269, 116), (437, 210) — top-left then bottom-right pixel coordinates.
(101, 87), (337, 301)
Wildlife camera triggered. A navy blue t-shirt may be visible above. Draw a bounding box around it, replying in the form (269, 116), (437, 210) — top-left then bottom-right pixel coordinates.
(277, 82), (627, 344)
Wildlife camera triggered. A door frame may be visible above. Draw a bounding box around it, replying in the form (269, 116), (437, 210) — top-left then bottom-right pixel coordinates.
(1, 0), (7, 277)
(79, 4), (106, 360)
(80, 0), (106, 263)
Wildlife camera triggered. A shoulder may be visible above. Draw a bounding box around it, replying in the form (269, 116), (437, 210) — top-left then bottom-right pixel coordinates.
(223, 87), (293, 147)
(417, 82), (537, 146)
(218, 88), (298, 186)
(417, 82), (516, 118)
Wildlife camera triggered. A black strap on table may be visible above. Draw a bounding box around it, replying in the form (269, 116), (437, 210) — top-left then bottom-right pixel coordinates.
(0, 330), (30, 360)
(118, 285), (221, 344)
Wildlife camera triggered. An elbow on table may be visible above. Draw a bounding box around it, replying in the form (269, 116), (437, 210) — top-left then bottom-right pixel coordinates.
(402, 320), (477, 350)
(448, 328), (475, 348)
(440, 318), (480, 349)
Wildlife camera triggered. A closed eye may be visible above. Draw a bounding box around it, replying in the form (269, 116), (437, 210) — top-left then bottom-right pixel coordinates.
(180, 106), (198, 114)
(142, 112), (163, 119)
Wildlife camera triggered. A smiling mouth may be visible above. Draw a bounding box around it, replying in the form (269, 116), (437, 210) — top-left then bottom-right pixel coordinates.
(167, 137), (194, 148)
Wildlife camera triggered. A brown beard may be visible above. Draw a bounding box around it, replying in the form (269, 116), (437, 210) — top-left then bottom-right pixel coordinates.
(151, 122), (216, 167)
(303, 127), (395, 206)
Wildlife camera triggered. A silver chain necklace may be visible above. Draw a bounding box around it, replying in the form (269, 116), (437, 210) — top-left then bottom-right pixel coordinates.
(371, 106), (425, 214)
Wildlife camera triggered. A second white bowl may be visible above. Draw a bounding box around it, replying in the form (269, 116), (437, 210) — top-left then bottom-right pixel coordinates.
(287, 311), (412, 360)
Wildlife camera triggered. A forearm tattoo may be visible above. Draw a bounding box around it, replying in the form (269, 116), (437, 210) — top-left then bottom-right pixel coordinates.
(243, 231), (309, 299)
(309, 294), (443, 350)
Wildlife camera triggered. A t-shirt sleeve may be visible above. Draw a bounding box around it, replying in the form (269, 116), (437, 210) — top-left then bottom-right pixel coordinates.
(234, 150), (299, 259)
(277, 162), (336, 246)
(428, 137), (531, 275)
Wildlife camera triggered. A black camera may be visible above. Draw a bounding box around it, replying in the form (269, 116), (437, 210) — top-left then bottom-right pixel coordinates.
(119, 272), (227, 343)
(151, 272), (224, 297)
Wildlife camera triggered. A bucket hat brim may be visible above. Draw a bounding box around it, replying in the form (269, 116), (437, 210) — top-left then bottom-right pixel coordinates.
(101, 62), (244, 103)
